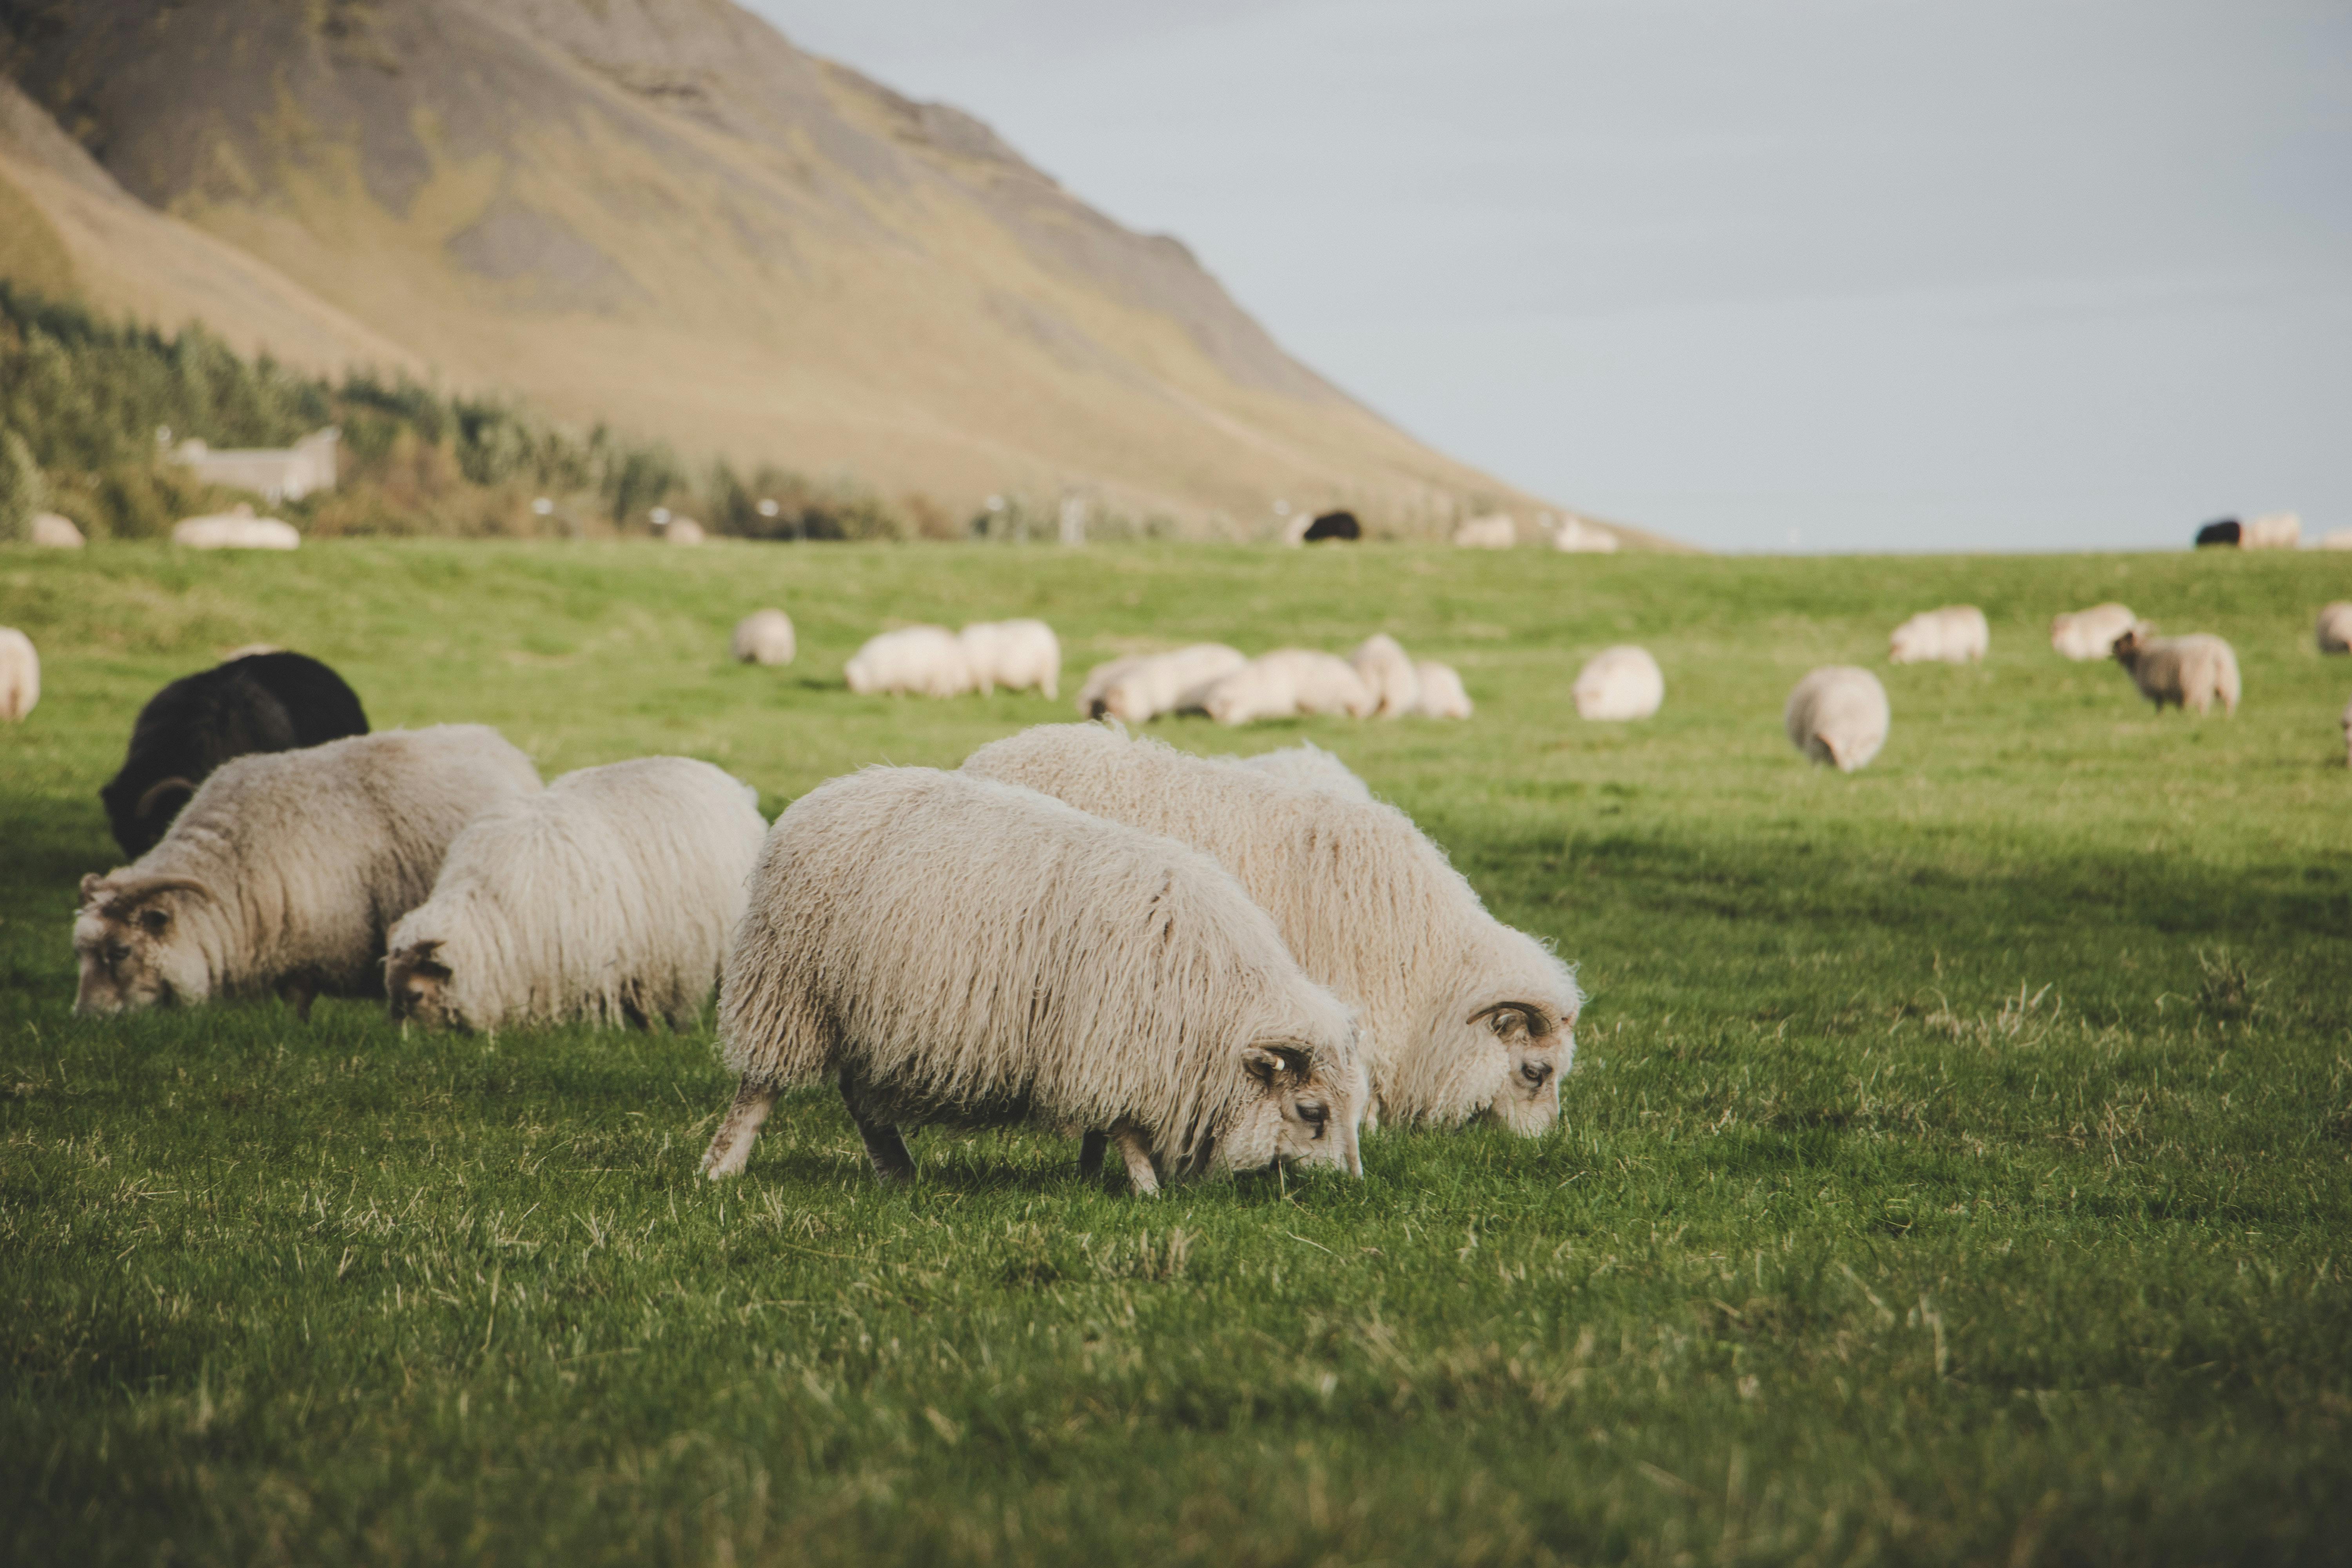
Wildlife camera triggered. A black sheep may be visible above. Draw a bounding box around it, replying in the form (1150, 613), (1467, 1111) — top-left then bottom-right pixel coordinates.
(2194, 518), (2241, 548)
(1302, 510), (1361, 543)
(100, 652), (370, 857)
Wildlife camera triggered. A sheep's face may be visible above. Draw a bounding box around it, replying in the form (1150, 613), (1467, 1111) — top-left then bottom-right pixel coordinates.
(1471, 1000), (1578, 1136)
(1102, 680), (1154, 725)
(1219, 1042), (1365, 1178)
(385, 941), (459, 1029)
(72, 874), (213, 1015)
(2109, 625), (2150, 666)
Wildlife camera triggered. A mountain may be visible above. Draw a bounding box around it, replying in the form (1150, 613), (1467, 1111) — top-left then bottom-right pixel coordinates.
(0, 0), (1666, 542)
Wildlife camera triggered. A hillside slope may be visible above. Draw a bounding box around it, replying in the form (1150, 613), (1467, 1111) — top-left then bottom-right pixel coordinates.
(0, 0), (1666, 541)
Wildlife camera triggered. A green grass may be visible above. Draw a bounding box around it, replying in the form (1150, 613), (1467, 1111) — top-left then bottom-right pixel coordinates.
(3, 539), (2350, 1566)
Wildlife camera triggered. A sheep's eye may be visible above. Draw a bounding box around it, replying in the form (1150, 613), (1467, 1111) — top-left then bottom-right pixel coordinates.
(1297, 1102), (1328, 1128)
(138, 909), (169, 936)
(103, 942), (132, 965)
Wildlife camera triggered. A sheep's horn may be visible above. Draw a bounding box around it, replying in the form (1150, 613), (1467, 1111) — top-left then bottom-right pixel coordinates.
(98, 875), (218, 909)
(133, 776), (196, 820)
(1465, 1000), (1549, 1029)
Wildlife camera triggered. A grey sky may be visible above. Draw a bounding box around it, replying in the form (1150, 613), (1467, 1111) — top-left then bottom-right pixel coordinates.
(748, 0), (2350, 552)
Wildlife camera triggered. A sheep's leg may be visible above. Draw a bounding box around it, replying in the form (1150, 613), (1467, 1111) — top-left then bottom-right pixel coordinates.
(281, 976), (316, 1022)
(837, 1069), (916, 1183)
(1078, 1129), (1108, 1178)
(1110, 1120), (1160, 1197)
(701, 1078), (776, 1180)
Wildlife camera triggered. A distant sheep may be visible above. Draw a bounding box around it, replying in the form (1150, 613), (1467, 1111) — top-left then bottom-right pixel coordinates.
(1088, 644), (1248, 722)
(1226, 742), (1374, 803)
(1453, 515), (1517, 549)
(31, 512), (83, 548)
(2111, 626), (2239, 715)
(1786, 666), (1890, 772)
(1549, 516), (1619, 553)
(1571, 646), (1664, 720)
(2241, 512), (2301, 550)
(2321, 529), (2352, 552)
(1303, 510), (1361, 543)
(845, 626), (971, 698)
(960, 619), (1061, 698)
(1413, 661), (1473, 719)
(0, 628), (37, 722)
(701, 766), (1367, 1193)
(1889, 605), (1989, 664)
(2316, 603), (2352, 655)
(172, 505), (300, 550)
(1199, 650), (1376, 725)
(963, 724), (1583, 1135)
(387, 758), (766, 1032)
(664, 518), (706, 546)
(101, 651), (370, 857)
(73, 726), (541, 1019)
(731, 609), (797, 666)
(2050, 603), (2138, 661)
(1350, 634), (1421, 718)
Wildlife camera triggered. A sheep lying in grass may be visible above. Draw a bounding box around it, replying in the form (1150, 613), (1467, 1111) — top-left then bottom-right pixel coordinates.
(1786, 667), (1889, 772)
(1083, 644), (1248, 722)
(1889, 605), (1989, 664)
(386, 758), (766, 1032)
(1413, 661), (1472, 719)
(2111, 626), (2239, 715)
(845, 626), (971, 697)
(701, 767), (1367, 1194)
(2050, 603), (2137, 661)
(31, 513), (83, 548)
(171, 505), (300, 550)
(963, 724), (1581, 1135)
(1225, 742), (1374, 802)
(1453, 515), (1516, 549)
(73, 726), (541, 1018)
(0, 628), (36, 722)
(2316, 603), (2352, 656)
(731, 610), (796, 666)
(1350, 635), (1421, 717)
(1200, 650), (1376, 725)
(1572, 646), (1664, 720)
(959, 619), (1061, 698)
(2241, 512), (2301, 550)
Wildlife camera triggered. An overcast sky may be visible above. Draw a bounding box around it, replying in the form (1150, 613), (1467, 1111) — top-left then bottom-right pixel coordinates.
(751, 0), (2350, 552)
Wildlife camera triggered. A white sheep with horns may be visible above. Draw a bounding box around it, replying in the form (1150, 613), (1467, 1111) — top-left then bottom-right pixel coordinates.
(1225, 741), (1374, 802)
(1199, 650), (1377, 725)
(844, 626), (973, 697)
(73, 726), (541, 1018)
(385, 758), (767, 1032)
(962, 723), (1582, 1135)
(2050, 603), (2137, 661)
(2111, 626), (2239, 715)
(731, 609), (797, 666)
(1412, 661), (1473, 719)
(1785, 666), (1890, 772)
(958, 619), (1061, 698)
(1571, 645), (1664, 720)
(1082, 644), (1248, 722)
(0, 627), (36, 722)
(1349, 634), (1421, 718)
(700, 766), (1368, 1194)
(1888, 605), (1989, 664)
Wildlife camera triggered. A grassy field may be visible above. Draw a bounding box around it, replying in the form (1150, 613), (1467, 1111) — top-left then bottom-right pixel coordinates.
(3, 539), (2349, 1566)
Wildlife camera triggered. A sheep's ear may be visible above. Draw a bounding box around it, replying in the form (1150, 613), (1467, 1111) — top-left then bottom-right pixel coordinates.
(1240, 1044), (1310, 1085)
(78, 873), (105, 904)
(133, 776), (196, 823)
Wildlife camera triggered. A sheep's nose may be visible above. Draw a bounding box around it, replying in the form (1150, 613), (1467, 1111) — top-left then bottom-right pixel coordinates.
(1519, 1060), (1555, 1089)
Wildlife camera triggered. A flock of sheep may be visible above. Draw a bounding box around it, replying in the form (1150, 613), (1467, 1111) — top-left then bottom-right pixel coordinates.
(52, 645), (1579, 1194)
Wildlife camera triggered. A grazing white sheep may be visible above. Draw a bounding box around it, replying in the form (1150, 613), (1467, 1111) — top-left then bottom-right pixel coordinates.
(1199, 650), (1376, 726)
(1786, 666), (1890, 772)
(963, 724), (1582, 1135)
(171, 505), (300, 550)
(959, 619), (1062, 698)
(700, 766), (1367, 1193)
(2049, 603), (2138, 661)
(1074, 655), (1149, 717)
(386, 758), (766, 1032)
(2316, 602), (2352, 655)
(1412, 661), (1473, 719)
(1453, 514), (1517, 549)
(1225, 742), (1374, 803)
(1350, 634), (1421, 718)
(0, 627), (37, 722)
(72, 726), (541, 1018)
(2321, 529), (2352, 552)
(30, 513), (84, 548)
(731, 609), (797, 666)
(1549, 516), (1619, 553)
(1571, 646), (1664, 720)
(2240, 512), (2301, 550)
(1888, 605), (1989, 664)
(845, 626), (972, 697)
(2111, 626), (2240, 715)
(1092, 644), (1249, 723)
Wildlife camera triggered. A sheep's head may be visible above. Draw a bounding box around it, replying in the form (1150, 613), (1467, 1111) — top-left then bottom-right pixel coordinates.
(1470, 998), (1579, 1135)
(385, 940), (458, 1028)
(1102, 676), (1155, 725)
(1216, 1040), (1365, 1178)
(73, 873), (217, 1014)
(2110, 624), (2151, 665)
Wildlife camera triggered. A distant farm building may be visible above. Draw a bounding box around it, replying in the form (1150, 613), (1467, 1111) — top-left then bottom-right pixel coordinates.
(169, 427), (340, 502)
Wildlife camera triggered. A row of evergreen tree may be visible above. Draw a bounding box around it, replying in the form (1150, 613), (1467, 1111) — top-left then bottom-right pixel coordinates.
(0, 283), (915, 543)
